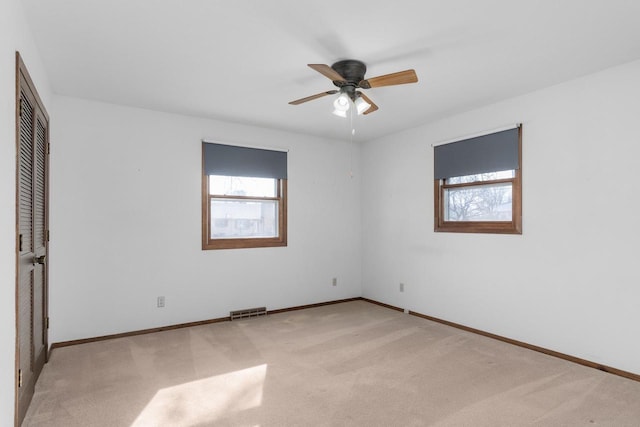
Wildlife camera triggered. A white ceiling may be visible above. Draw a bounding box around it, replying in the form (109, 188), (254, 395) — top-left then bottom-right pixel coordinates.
(22, 0), (640, 142)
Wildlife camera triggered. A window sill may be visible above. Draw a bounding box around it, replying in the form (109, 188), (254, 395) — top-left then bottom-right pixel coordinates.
(434, 221), (522, 235)
(202, 237), (287, 250)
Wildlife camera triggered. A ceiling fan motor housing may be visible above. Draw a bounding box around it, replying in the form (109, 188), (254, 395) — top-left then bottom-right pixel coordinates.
(332, 60), (367, 100)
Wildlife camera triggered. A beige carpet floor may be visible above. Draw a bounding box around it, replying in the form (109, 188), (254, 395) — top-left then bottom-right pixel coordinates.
(23, 300), (640, 426)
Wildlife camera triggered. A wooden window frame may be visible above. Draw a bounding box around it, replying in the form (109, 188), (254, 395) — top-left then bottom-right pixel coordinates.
(434, 171), (521, 234)
(202, 175), (287, 250)
(434, 129), (522, 235)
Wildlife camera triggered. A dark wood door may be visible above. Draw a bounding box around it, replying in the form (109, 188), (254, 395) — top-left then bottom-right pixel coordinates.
(16, 52), (49, 426)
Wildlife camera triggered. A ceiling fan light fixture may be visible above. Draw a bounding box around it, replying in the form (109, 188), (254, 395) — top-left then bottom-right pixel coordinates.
(332, 109), (348, 118)
(333, 93), (350, 111)
(354, 96), (371, 115)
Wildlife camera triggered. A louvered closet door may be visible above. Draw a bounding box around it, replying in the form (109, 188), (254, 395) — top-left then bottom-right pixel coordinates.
(16, 54), (49, 425)
(32, 109), (48, 365)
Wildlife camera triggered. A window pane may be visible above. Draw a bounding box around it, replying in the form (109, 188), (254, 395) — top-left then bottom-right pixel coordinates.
(209, 175), (277, 197)
(446, 170), (514, 185)
(210, 199), (278, 238)
(444, 182), (512, 221)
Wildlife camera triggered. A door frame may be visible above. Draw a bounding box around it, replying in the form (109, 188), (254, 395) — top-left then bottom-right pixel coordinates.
(15, 51), (50, 427)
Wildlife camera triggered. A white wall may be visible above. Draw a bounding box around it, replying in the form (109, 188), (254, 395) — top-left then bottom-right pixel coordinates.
(361, 59), (640, 375)
(49, 96), (362, 344)
(0, 0), (52, 423)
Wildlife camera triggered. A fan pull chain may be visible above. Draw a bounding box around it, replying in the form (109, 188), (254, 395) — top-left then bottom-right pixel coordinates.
(349, 104), (355, 178)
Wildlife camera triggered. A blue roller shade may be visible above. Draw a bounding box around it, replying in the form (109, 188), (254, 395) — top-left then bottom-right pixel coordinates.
(203, 142), (287, 179)
(434, 127), (520, 179)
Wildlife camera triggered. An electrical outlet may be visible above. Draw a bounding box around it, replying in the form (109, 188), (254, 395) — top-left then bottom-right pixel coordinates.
(399, 283), (405, 292)
(157, 296), (165, 308)
(332, 277), (337, 287)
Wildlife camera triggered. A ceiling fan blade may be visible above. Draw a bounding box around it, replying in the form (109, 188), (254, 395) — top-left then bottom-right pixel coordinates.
(308, 64), (347, 82)
(289, 90), (338, 105)
(358, 92), (379, 115)
(359, 69), (418, 89)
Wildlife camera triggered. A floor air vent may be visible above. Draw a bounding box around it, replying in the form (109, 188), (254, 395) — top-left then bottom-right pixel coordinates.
(230, 307), (267, 321)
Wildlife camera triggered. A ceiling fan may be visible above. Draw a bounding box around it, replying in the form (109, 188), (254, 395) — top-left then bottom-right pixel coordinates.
(289, 60), (418, 116)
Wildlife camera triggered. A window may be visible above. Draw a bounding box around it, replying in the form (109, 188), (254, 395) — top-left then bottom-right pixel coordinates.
(434, 126), (522, 234)
(202, 142), (287, 249)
